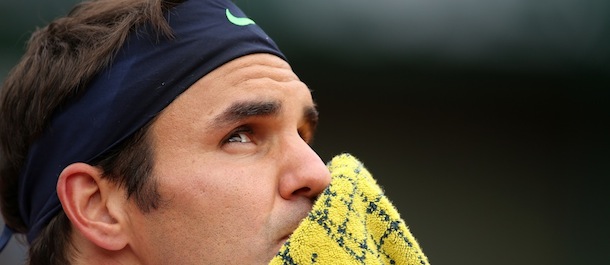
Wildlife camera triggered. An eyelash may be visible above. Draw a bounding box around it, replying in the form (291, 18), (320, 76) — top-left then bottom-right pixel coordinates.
(223, 126), (254, 144)
(222, 125), (314, 145)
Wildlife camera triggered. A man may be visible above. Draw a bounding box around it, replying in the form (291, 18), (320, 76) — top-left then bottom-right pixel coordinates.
(0, 0), (331, 264)
(1, 0), (433, 264)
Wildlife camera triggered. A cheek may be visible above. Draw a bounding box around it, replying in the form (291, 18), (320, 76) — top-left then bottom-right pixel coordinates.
(157, 162), (279, 232)
(138, 165), (280, 264)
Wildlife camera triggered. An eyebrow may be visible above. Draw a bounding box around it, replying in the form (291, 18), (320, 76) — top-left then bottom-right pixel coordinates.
(210, 100), (319, 133)
(212, 100), (281, 128)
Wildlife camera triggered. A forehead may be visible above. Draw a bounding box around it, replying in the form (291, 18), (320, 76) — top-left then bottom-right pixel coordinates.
(152, 53), (314, 131)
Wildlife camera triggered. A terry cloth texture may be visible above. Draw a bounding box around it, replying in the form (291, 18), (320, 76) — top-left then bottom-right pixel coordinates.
(270, 154), (430, 265)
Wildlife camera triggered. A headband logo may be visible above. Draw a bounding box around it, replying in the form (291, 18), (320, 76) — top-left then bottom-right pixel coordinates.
(225, 8), (255, 26)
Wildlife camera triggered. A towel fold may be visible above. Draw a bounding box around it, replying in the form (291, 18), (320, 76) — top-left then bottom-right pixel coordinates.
(270, 154), (429, 265)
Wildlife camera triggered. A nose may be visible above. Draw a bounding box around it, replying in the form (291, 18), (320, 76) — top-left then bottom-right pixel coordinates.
(278, 135), (331, 201)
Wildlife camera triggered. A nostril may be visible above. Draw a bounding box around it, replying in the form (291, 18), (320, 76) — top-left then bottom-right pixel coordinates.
(292, 187), (311, 196)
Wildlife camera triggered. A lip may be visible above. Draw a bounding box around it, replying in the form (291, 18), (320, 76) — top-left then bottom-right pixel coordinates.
(276, 220), (301, 249)
(276, 201), (312, 249)
(279, 235), (290, 245)
(278, 228), (295, 245)
(272, 234), (290, 256)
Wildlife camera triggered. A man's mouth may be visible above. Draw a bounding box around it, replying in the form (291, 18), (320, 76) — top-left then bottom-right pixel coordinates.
(276, 215), (305, 249)
(278, 226), (296, 246)
(275, 200), (315, 251)
(279, 235), (290, 245)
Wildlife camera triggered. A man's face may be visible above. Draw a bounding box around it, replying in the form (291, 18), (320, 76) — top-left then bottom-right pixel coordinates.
(125, 54), (331, 264)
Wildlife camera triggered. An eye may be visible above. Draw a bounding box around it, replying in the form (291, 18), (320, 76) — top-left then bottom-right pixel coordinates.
(224, 128), (253, 144)
(227, 132), (251, 143)
(298, 128), (314, 145)
(298, 130), (308, 143)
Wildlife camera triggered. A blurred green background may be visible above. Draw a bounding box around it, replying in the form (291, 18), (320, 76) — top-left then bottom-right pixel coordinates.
(1, 0), (609, 264)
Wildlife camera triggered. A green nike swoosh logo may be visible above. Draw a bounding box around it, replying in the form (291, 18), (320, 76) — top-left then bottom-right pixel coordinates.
(226, 9), (255, 26)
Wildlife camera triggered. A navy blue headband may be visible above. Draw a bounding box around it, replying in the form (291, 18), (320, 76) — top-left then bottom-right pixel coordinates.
(3, 0), (285, 246)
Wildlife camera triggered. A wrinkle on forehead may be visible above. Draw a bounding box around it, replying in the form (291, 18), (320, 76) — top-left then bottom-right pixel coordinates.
(217, 54), (300, 86)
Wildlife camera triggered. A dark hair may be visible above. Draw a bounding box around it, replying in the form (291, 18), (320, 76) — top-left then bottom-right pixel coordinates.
(0, 0), (182, 264)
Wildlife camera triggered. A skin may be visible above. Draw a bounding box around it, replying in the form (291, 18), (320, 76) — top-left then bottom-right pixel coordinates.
(120, 53), (332, 264)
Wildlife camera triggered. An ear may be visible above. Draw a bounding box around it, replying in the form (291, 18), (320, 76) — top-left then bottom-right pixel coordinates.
(56, 162), (128, 251)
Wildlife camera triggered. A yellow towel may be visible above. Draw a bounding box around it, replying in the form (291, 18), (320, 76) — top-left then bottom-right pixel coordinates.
(270, 154), (430, 265)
